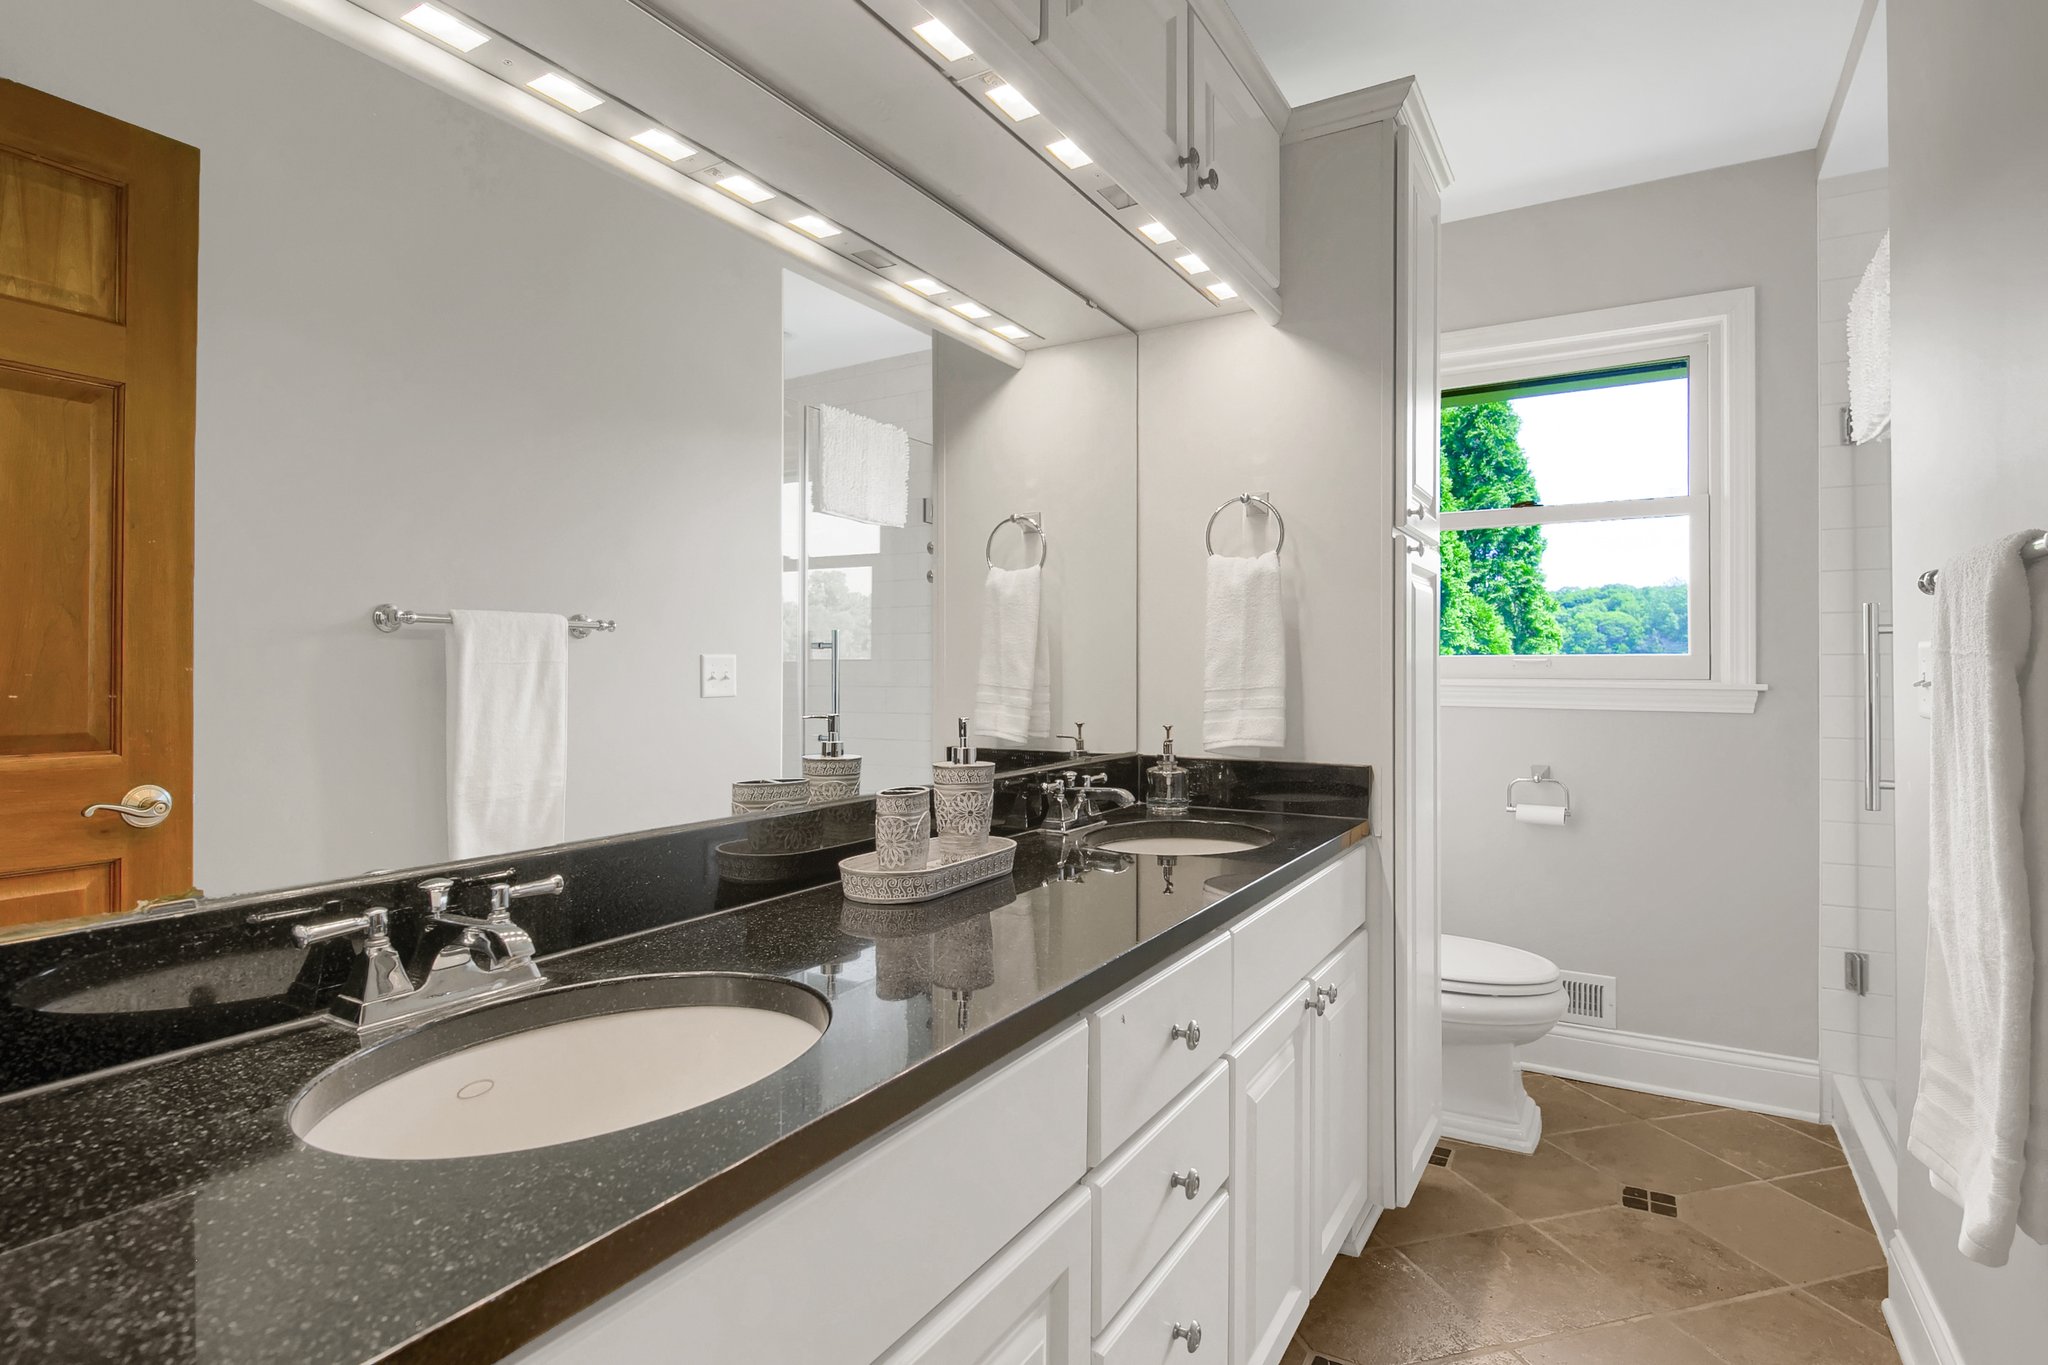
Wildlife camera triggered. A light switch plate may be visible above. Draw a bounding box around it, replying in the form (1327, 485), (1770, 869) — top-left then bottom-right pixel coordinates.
(700, 653), (737, 698)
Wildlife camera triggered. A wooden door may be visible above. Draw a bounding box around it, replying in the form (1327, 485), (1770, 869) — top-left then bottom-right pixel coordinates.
(1309, 929), (1370, 1266)
(0, 81), (196, 927)
(1229, 986), (1312, 1365)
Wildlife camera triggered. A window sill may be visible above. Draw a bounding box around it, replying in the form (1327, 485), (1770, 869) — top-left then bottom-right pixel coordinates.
(1440, 678), (1768, 714)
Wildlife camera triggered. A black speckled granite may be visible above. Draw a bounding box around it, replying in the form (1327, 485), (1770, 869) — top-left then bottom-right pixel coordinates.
(0, 798), (1366, 1365)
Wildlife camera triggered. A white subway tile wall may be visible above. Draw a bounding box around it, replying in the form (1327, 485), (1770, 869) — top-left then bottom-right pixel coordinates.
(783, 351), (936, 794)
(1815, 171), (1896, 1109)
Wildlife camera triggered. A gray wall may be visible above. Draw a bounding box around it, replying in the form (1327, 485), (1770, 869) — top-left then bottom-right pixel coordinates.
(1888, 0), (2048, 1347)
(1438, 154), (1821, 1058)
(4, 0), (786, 894)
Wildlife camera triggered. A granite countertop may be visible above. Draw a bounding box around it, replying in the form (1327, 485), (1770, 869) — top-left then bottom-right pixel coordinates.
(0, 805), (1369, 1364)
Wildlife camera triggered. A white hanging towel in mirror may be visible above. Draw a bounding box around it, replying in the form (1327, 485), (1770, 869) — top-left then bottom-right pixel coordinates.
(446, 610), (568, 859)
(1908, 530), (2048, 1265)
(813, 404), (909, 528)
(1204, 550), (1285, 751)
(973, 565), (1050, 743)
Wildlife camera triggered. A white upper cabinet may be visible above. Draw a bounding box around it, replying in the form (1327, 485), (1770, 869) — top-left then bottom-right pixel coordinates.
(986, 0), (1046, 42)
(1185, 12), (1280, 287)
(1041, 0), (1188, 177)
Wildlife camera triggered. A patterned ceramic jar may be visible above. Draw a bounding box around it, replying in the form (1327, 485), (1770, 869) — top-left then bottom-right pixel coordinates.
(803, 754), (863, 804)
(731, 777), (811, 816)
(931, 760), (996, 847)
(873, 786), (933, 872)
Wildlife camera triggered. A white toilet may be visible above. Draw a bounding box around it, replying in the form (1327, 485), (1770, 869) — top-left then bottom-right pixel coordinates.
(1440, 935), (1570, 1153)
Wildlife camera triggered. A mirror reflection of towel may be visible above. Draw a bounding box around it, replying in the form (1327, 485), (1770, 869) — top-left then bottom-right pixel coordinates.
(813, 404), (909, 528)
(973, 565), (1049, 743)
(1204, 551), (1285, 751)
(446, 610), (567, 859)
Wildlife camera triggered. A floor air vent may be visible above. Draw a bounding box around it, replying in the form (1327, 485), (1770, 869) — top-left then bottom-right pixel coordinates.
(1560, 971), (1617, 1029)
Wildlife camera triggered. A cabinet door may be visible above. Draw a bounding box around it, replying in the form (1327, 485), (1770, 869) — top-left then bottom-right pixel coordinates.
(880, 1186), (1093, 1365)
(1309, 930), (1370, 1266)
(1396, 120), (1444, 517)
(1390, 527), (1443, 1207)
(1228, 987), (1313, 1365)
(1186, 12), (1279, 287)
(1041, 0), (1186, 174)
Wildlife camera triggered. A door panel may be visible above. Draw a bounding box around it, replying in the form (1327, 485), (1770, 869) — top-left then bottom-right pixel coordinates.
(1186, 13), (1278, 287)
(0, 80), (196, 922)
(1041, 0), (1186, 174)
(1310, 930), (1370, 1264)
(1229, 988), (1311, 1365)
(1391, 542), (1443, 1204)
(1397, 125), (1442, 517)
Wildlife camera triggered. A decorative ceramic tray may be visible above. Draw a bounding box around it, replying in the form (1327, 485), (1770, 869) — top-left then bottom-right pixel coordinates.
(839, 835), (1018, 905)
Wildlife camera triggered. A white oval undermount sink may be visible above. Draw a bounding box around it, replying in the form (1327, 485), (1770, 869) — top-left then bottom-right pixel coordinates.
(292, 974), (828, 1160)
(1085, 820), (1276, 856)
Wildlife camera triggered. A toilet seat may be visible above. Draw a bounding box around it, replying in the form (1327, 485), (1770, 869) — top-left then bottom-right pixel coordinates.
(1440, 934), (1563, 998)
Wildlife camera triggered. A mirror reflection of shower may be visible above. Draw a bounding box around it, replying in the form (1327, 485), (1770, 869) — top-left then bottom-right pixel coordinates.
(781, 271), (936, 793)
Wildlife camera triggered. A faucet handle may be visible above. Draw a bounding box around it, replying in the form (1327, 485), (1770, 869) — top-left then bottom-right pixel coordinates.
(417, 877), (457, 915)
(488, 873), (566, 916)
(292, 904), (391, 949)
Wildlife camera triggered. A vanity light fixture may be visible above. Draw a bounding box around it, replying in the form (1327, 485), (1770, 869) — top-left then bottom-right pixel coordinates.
(904, 277), (949, 297)
(526, 72), (604, 113)
(1173, 252), (1209, 275)
(1138, 221), (1176, 245)
(629, 128), (696, 162)
(985, 83), (1039, 122)
(1045, 138), (1093, 170)
(991, 322), (1033, 341)
(950, 300), (993, 319)
(788, 214), (842, 239)
(400, 3), (489, 52)
(1205, 280), (1239, 301)
(716, 173), (777, 204)
(911, 18), (974, 62)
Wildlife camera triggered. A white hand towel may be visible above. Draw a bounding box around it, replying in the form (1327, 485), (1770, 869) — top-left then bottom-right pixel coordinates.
(973, 565), (1050, 744)
(1908, 530), (2046, 1265)
(1204, 550), (1286, 751)
(1847, 233), (1891, 444)
(813, 404), (909, 528)
(446, 610), (568, 860)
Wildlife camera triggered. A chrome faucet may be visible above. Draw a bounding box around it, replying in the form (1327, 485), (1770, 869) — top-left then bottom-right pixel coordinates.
(289, 871), (566, 1030)
(1039, 771), (1137, 833)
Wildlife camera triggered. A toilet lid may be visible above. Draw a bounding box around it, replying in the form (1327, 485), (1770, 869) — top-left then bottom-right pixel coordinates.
(1441, 935), (1562, 997)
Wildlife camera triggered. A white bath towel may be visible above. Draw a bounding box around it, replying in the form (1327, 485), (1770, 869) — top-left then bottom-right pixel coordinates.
(1847, 232), (1891, 444)
(446, 610), (568, 860)
(973, 565), (1050, 744)
(1908, 530), (2048, 1265)
(813, 404), (909, 528)
(1204, 551), (1286, 751)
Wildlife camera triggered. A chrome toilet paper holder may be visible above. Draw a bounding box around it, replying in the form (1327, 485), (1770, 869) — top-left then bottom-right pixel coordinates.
(1505, 766), (1572, 819)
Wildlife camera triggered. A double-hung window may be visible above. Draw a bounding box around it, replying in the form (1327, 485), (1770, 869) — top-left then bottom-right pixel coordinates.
(1437, 288), (1762, 712)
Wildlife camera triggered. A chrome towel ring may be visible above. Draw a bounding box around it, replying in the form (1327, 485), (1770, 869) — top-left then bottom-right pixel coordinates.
(1205, 494), (1285, 556)
(986, 514), (1047, 568)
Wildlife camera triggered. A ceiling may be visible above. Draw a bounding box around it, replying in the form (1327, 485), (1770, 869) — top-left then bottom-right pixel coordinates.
(1821, 0), (1886, 179)
(1232, 0), (1867, 220)
(783, 270), (932, 379)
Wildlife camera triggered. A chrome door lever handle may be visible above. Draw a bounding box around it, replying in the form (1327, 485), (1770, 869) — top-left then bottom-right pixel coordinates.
(81, 785), (174, 828)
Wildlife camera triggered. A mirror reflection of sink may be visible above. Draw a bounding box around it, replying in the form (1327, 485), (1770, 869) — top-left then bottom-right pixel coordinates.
(1084, 820), (1276, 856)
(291, 974), (828, 1160)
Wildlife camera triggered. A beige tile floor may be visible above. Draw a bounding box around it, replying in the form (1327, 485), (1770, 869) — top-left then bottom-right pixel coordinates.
(1288, 1074), (1898, 1365)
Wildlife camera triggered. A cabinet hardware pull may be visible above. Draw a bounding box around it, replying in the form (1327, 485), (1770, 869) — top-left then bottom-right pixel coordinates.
(1198, 167), (1220, 190)
(1306, 989), (1329, 1017)
(1169, 1168), (1202, 1200)
(1169, 1019), (1202, 1050)
(1171, 1321), (1203, 1352)
(1177, 146), (1201, 169)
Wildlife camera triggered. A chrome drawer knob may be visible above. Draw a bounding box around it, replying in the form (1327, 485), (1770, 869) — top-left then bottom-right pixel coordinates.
(1169, 1168), (1201, 1200)
(1171, 1321), (1203, 1352)
(1169, 1019), (1202, 1050)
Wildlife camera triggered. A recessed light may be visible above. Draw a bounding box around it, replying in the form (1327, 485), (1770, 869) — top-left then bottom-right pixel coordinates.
(985, 83), (1039, 122)
(992, 323), (1032, 341)
(401, 3), (489, 51)
(904, 277), (948, 297)
(912, 18), (974, 62)
(1138, 221), (1176, 245)
(526, 72), (603, 113)
(789, 214), (842, 239)
(951, 300), (993, 319)
(716, 174), (776, 204)
(1205, 280), (1238, 301)
(1045, 138), (1092, 170)
(1174, 252), (1209, 274)
(630, 128), (696, 161)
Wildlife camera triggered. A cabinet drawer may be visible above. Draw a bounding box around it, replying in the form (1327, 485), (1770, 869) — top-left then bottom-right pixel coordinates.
(1085, 1062), (1229, 1331)
(1092, 1191), (1229, 1365)
(1231, 846), (1366, 1027)
(1089, 934), (1233, 1162)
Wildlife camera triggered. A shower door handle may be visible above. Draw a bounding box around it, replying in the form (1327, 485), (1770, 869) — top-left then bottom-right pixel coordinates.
(1861, 602), (1895, 811)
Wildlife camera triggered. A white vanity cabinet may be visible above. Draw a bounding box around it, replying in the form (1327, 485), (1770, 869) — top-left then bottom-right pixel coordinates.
(877, 1187), (1094, 1365)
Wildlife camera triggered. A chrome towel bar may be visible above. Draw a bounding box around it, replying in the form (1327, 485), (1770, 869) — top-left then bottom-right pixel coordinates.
(1917, 531), (2048, 594)
(370, 604), (617, 638)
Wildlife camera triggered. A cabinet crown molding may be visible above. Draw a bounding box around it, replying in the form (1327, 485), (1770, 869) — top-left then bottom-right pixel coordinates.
(1282, 78), (1453, 193)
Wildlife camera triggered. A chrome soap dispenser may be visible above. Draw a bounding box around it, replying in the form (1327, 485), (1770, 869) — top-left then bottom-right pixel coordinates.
(1146, 725), (1191, 816)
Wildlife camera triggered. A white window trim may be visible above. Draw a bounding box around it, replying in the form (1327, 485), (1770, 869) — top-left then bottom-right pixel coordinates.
(1438, 287), (1764, 714)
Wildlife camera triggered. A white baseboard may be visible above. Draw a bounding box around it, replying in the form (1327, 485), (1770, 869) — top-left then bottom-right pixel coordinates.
(1883, 1231), (1962, 1365)
(1831, 1072), (1899, 1237)
(1519, 1022), (1823, 1121)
